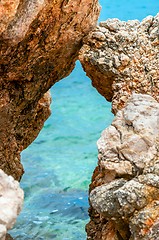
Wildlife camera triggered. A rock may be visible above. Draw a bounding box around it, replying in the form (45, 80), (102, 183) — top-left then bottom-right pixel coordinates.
(0, 0), (100, 180)
(5, 234), (14, 240)
(0, 0), (20, 35)
(88, 94), (159, 239)
(79, 16), (159, 239)
(0, 169), (24, 240)
(1, 2), (159, 240)
(79, 14), (159, 114)
(0, 0), (100, 237)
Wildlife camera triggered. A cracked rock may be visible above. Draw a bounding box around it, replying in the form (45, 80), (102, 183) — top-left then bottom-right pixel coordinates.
(79, 14), (159, 114)
(88, 94), (159, 240)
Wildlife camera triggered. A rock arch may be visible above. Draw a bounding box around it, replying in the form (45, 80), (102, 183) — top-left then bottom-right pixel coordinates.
(0, 1), (159, 239)
(0, 0), (100, 180)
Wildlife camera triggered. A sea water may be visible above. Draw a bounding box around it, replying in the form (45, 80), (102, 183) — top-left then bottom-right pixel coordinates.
(10, 1), (159, 239)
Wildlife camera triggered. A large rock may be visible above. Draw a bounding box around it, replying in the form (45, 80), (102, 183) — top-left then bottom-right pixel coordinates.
(79, 14), (159, 239)
(0, 169), (24, 240)
(0, 0), (100, 180)
(87, 93), (159, 239)
(79, 14), (159, 113)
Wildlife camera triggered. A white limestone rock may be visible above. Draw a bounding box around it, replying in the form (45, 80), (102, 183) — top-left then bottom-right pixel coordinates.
(97, 93), (159, 176)
(0, 169), (24, 240)
(90, 93), (159, 238)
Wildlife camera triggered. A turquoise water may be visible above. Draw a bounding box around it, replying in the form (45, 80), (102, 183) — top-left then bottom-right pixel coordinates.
(10, 1), (159, 239)
(99, 0), (159, 21)
(10, 60), (112, 240)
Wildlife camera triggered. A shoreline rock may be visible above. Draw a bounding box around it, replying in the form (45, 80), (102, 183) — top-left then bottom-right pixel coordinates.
(1, 1), (159, 239)
(0, 169), (24, 240)
(89, 93), (159, 239)
(0, 0), (100, 237)
(79, 14), (159, 240)
(0, 0), (100, 181)
(79, 14), (159, 114)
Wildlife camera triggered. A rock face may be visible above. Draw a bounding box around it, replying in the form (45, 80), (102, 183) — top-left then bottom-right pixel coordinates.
(79, 15), (159, 240)
(0, 0), (100, 180)
(79, 14), (159, 114)
(0, 169), (24, 240)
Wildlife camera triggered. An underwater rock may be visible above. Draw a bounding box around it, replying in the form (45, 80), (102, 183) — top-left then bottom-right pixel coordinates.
(0, 0), (100, 180)
(79, 14), (159, 114)
(0, 169), (23, 240)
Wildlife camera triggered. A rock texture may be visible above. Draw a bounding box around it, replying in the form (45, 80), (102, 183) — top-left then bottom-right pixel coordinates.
(88, 94), (159, 240)
(0, 169), (24, 240)
(79, 15), (159, 240)
(79, 14), (159, 114)
(1, 1), (159, 240)
(0, 0), (100, 180)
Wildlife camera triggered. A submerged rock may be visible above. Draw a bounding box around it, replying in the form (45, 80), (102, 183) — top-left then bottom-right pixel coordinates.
(0, 169), (23, 240)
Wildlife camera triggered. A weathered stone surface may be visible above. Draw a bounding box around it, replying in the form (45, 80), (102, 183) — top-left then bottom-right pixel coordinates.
(79, 14), (159, 239)
(0, 0), (100, 180)
(0, 169), (24, 240)
(0, 0), (20, 34)
(79, 14), (159, 113)
(88, 94), (159, 240)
